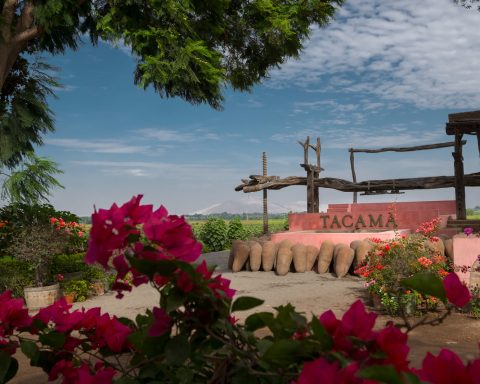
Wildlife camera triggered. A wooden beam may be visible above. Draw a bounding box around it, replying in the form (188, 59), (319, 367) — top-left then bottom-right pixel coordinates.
(350, 141), (465, 154)
(446, 122), (480, 135)
(448, 110), (480, 122)
(235, 172), (480, 193)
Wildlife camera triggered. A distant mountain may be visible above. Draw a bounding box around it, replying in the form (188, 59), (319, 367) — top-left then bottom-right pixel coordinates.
(192, 198), (307, 215)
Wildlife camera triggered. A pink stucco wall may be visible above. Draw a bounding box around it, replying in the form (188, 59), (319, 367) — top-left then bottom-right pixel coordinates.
(452, 235), (480, 284)
(288, 200), (456, 232)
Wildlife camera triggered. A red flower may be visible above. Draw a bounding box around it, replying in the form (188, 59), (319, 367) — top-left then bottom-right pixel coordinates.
(443, 273), (471, 307)
(148, 307), (171, 337)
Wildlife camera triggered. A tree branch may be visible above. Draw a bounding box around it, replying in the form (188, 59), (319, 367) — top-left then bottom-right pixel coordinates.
(1, 0), (18, 42)
(11, 25), (42, 44)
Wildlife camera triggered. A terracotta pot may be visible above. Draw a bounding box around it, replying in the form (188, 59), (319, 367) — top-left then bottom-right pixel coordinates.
(24, 283), (60, 310)
(63, 293), (76, 304)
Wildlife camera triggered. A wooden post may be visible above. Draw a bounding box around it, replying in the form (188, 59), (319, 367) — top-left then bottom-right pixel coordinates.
(453, 131), (466, 219)
(349, 149), (358, 203)
(262, 152), (269, 234)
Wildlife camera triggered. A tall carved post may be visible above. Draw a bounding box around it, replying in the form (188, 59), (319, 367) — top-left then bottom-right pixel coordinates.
(263, 152), (269, 234)
(349, 149), (358, 203)
(453, 130), (466, 219)
(299, 137), (323, 213)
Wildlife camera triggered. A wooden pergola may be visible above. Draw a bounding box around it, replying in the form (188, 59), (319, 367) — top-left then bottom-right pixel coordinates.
(445, 110), (480, 220)
(236, 111), (480, 223)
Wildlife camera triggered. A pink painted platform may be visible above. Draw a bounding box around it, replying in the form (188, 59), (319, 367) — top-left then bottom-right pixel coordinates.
(271, 229), (411, 248)
(452, 235), (480, 284)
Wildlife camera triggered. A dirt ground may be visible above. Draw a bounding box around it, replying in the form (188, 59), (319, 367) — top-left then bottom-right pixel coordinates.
(11, 251), (480, 383)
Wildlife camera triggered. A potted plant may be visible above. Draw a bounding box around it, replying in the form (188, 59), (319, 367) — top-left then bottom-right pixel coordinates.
(61, 279), (90, 303)
(7, 223), (71, 309)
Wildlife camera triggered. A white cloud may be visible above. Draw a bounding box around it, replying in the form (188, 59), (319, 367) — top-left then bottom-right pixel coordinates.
(46, 138), (149, 154)
(270, 0), (480, 109)
(137, 128), (219, 142)
(271, 126), (445, 149)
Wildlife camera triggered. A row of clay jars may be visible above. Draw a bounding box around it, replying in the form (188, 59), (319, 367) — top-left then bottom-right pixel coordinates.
(229, 236), (453, 277)
(229, 239), (375, 278)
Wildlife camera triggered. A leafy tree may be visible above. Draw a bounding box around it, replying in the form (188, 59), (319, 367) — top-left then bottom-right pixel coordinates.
(0, 0), (343, 162)
(0, 152), (63, 204)
(0, 56), (58, 167)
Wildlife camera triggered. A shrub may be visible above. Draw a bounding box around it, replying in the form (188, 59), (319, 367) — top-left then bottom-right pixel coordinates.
(0, 203), (83, 256)
(199, 217), (228, 252)
(6, 223), (72, 286)
(0, 257), (34, 297)
(356, 219), (450, 316)
(61, 279), (90, 302)
(227, 217), (246, 244)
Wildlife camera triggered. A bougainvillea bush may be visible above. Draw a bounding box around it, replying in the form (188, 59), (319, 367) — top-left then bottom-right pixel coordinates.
(355, 218), (450, 316)
(0, 196), (478, 384)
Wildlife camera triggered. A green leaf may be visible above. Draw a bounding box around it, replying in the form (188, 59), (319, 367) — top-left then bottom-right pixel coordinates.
(39, 332), (66, 349)
(232, 296), (264, 312)
(165, 334), (190, 365)
(166, 289), (187, 312)
(309, 316), (333, 350)
(245, 312), (274, 332)
(401, 272), (446, 302)
(0, 352), (18, 384)
(262, 339), (305, 366)
(20, 341), (40, 364)
(358, 365), (404, 384)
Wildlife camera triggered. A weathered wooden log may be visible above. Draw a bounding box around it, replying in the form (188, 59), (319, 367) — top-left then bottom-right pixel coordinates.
(235, 172), (480, 193)
(349, 140), (465, 154)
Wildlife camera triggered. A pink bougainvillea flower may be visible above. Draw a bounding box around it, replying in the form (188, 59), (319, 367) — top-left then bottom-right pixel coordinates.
(297, 358), (364, 384)
(375, 324), (410, 371)
(298, 357), (342, 384)
(443, 273), (471, 307)
(464, 227), (474, 236)
(94, 314), (132, 353)
(417, 349), (473, 384)
(341, 300), (377, 341)
(209, 274), (236, 299)
(143, 210), (202, 263)
(148, 307), (172, 337)
(86, 195), (150, 267)
(49, 361), (116, 384)
(0, 291), (32, 335)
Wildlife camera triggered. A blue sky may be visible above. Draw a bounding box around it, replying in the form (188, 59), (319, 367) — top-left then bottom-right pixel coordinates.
(27, 0), (480, 215)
